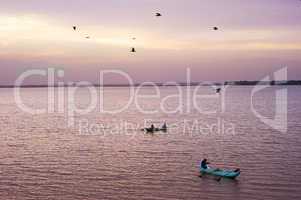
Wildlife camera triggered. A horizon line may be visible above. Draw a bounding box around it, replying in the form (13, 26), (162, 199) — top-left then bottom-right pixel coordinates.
(0, 80), (300, 88)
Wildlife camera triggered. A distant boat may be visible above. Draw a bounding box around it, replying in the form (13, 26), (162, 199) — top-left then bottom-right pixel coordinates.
(144, 128), (160, 133)
(142, 124), (167, 133)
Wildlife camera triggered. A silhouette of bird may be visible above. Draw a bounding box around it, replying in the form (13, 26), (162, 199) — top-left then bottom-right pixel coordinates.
(85, 36), (90, 39)
(132, 37), (136, 40)
(156, 13), (162, 17)
(73, 26), (77, 31)
(131, 47), (136, 53)
(213, 27), (219, 31)
(216, 88), (221, 93)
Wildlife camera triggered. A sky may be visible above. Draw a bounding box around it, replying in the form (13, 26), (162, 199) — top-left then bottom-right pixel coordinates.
(0, 0), (301, 85)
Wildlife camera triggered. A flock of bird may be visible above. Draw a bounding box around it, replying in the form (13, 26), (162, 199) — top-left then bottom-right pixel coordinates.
(72, 12), (219, 53)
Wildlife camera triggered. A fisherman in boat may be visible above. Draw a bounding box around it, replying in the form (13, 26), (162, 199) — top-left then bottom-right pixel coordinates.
(144, 123), (167, 132)
(161, 122), (167, 131)
(145, 124), (155, 132)
(150, 124), (155, 131)
(200, 158), (210, 169)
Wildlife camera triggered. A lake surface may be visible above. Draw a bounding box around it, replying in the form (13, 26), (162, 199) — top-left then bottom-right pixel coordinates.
(0, 86), (300, 200)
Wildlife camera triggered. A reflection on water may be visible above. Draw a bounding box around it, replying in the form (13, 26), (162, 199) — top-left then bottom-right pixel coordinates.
(0, 86), (300, 200)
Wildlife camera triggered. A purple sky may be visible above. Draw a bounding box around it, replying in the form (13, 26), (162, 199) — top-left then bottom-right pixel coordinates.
(0, 0), (301, 84)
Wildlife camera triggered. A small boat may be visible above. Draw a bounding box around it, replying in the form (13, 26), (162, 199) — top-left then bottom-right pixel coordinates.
(141, 128), (167, 133)
(142, 123), (168, 133)
(146, 128), (159, 132)
(142, 128), (160, 133)
(200, 168), (240, 179)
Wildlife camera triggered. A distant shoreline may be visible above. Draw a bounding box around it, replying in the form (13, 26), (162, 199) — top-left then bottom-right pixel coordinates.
(0, 80), (300, 88)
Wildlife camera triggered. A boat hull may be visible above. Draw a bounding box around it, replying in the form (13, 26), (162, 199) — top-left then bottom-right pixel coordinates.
(200, 168), (240, 179)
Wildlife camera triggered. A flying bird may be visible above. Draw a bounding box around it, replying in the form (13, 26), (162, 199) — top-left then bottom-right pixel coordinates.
(155, 13), (162, 17)
(73, 26), (77, 31)
(132, 37), (136, 40)
(213, 27), (219, 31)
(85, 36), (90, 39)
(131, 47), (136, 53)
(216, 88), (221, 93)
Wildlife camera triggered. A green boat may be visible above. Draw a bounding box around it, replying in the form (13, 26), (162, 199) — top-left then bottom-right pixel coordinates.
(200, 168), (241, 179)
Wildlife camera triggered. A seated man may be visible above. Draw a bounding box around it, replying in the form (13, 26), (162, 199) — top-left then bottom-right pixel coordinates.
(161, 123), (167, 130)
(150, 124), (155, 131)
(200, 158), (210, 169)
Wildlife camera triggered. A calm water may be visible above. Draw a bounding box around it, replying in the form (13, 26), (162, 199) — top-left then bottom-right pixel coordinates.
(0, 86), (300, 200)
